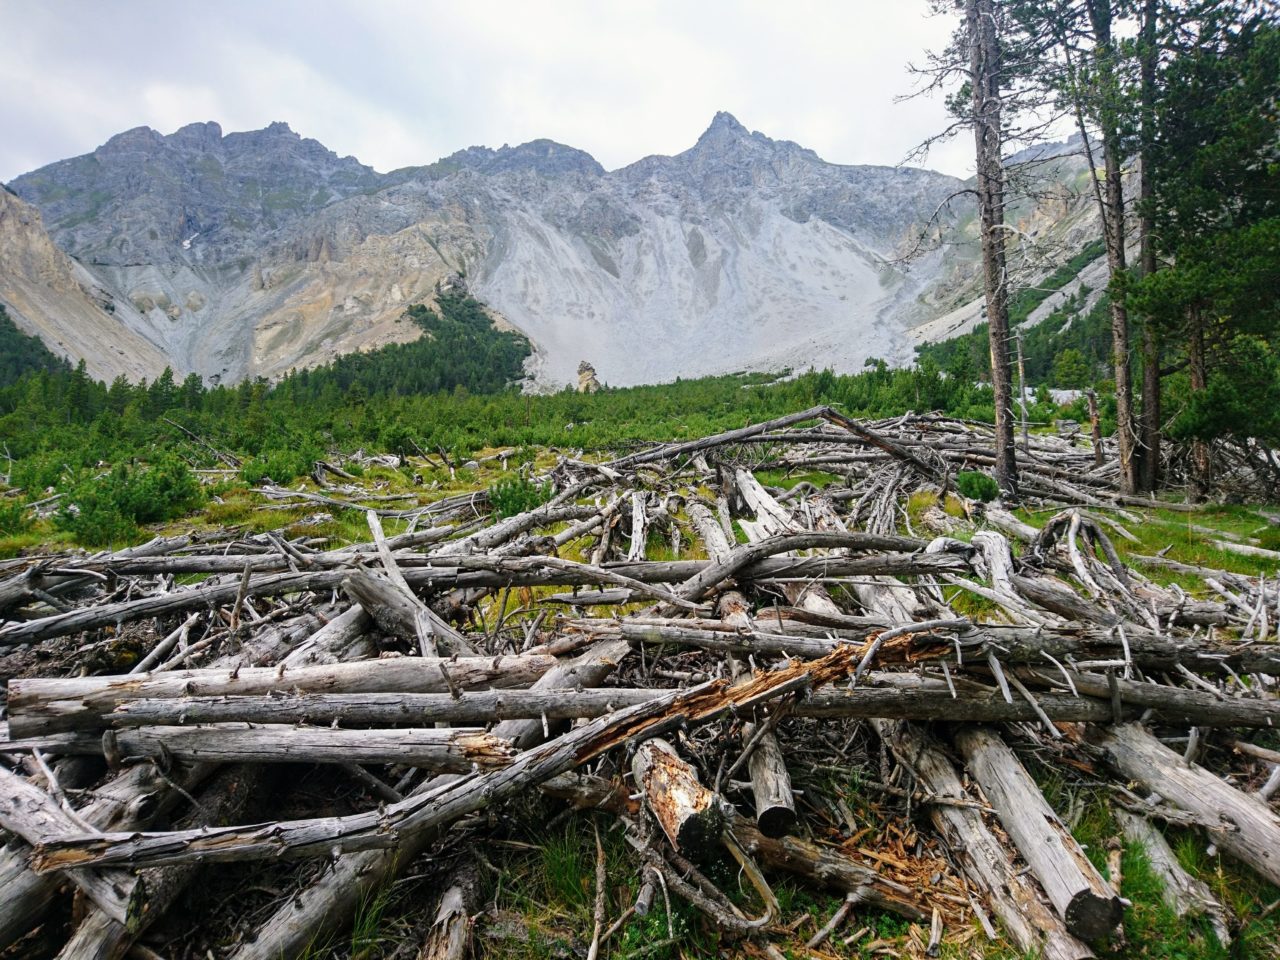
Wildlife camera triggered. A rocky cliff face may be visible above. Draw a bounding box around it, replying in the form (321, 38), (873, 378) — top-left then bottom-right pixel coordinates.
(0, 187), (171, 381)
(4, 113), (1086, 387)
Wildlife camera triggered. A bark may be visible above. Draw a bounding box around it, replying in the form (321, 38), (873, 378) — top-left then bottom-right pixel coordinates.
(1091, 723), (1280, 888)
(1187, 310), (1212, 500)
(1136, 0), (1161, 493)
(1086, 0), (1138, 494)
(955, 727), (1122, 940)
(418, 858), (480, 960)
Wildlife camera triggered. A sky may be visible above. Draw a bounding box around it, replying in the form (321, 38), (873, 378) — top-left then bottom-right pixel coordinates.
(0, 0), (973, 184)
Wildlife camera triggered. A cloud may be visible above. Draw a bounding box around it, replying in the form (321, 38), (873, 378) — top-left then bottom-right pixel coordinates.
(0, 0), (976, 182)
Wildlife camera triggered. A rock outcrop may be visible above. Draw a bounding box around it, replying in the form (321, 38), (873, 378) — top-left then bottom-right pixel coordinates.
(577, 361), (601, 393)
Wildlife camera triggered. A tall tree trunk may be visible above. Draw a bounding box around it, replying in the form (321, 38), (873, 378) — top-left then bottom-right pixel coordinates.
(1187, 309), (1212, 500)
(1085, 0), (1138, 494)
(969, 0), (1018, 495)
(1137, 0), (1162, 493)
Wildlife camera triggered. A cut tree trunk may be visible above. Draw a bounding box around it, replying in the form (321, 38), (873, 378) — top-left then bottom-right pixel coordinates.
(742, 722), (796, 837)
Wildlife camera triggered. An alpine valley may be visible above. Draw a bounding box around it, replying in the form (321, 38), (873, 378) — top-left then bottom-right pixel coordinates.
(1, 112), (1098, 387)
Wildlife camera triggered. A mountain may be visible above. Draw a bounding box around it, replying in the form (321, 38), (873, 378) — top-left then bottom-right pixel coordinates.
(3, 114), (1092, 387)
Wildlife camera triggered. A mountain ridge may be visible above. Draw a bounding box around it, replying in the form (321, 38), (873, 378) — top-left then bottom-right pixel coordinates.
(2, 113), (1088, 387)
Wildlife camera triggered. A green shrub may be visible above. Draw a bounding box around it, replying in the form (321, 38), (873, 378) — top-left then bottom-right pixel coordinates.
(955, 470), (1000, 502)
(0, 500), (32, 536)
(488, 473), (552, 519)
(56, 456), (203, 546)
(240, 450), (315, 485)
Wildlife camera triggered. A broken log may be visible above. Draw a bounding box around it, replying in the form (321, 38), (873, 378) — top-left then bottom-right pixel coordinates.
(632, 737), (723, 852)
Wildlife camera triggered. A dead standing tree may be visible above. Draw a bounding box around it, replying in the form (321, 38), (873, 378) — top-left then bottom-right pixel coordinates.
(967, 0), (1020, 495)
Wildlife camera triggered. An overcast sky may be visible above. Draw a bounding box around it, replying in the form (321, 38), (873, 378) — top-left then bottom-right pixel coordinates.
(0, 0), (974, 184)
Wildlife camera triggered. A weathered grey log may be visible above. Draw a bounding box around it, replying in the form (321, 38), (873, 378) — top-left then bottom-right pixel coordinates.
(1091, 722), (1280, 889)
(1114, 810), (1231, 945)
(0, 610), (332, 951)
(51, 725), (516, 770)
(955, 726), (1123, 940)
(742, 722), (796, 837)
(7, 653), (557, 737)
(0, 550), (967, 647)
(12, 674), (1269, 735)
(631, 738), (723, 851)
(874, 720), (1094, 960)
(0, 535), (193, 614)
(34, 646), (862, 870)
(0, 766), (138, 926)
(342, 568), (472, 655)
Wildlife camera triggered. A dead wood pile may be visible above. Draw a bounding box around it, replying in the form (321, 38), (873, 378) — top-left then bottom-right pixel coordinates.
(1, 406), (1277, 959)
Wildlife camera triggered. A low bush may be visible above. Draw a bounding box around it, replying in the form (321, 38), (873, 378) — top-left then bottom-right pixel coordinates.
(955, 470), (1000, 503)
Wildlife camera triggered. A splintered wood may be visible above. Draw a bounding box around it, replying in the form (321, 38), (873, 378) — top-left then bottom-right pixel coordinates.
(1, 407), (1277, 959)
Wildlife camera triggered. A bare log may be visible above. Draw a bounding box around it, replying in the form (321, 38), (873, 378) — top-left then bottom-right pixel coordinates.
(47, 725), (515, 771)
(955, 726), (1123, 940)
(0, 767), (137, 926)
(33, 645), (862, 870)
(1114, 810), (1231, 945)
(742, 722), (796, 837)
(1090, 722), (1280, 889)
(7, 653), (557, 737)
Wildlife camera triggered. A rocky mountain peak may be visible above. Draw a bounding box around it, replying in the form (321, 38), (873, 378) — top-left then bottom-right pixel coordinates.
(444, 138), (605, 178)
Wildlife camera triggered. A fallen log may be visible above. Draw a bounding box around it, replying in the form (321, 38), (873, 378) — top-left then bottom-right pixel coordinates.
(54, 765), (261, 960)
(13, 674), (1272, 736)
(632, 737), (723, 851)
(0, 766), (138, 926)
(954, 726), (1123, 941)
(874, 720), (1094, 960)
(39, 725), (516, 771)
(224, 636), (635, 960)
(741, 721), (797, 837)
(7, 653), (557, 737)
(1090, 722), (1280, 889)
(1114, 809), (1232, 945)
